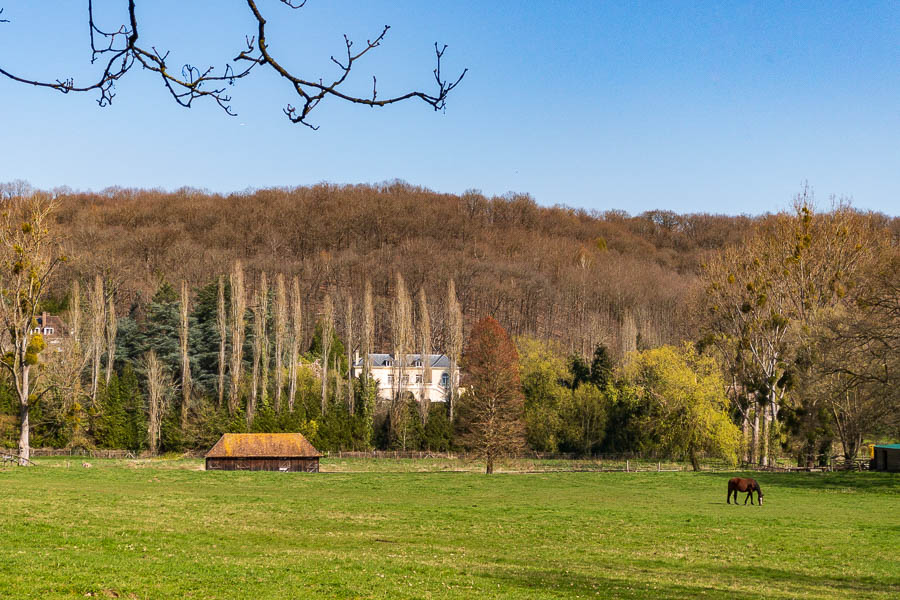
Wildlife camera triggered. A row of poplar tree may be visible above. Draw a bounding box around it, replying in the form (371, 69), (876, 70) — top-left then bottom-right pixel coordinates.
(1, 261), (467, 455)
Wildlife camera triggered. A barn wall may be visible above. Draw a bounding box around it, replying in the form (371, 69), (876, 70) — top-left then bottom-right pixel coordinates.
(885, 449), (900, 472)
(205, 457), (319, 472)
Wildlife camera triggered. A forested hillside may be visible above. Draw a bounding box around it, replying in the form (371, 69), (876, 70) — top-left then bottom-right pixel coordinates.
(51, 182), (761, 358)
(2, 182), (896, 460)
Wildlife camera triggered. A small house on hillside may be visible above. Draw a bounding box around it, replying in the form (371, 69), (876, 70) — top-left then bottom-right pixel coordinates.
(32, 312), (69, 351)
(205, 433), (321, 472)
(871, 444), (900, 472)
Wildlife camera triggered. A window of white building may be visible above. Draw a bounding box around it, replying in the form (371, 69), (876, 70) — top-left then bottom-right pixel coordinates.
(440, 372), (450, 388)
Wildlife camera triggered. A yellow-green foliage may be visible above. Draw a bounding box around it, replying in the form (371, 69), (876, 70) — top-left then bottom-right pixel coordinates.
(516, 336), (569, 453)
(24, 333), (45, 365)
(622, 344), (741, 467)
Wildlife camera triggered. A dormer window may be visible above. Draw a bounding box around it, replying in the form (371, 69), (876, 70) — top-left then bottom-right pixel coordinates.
(413, 359), (423, 368)
(384, 359), (393, 367)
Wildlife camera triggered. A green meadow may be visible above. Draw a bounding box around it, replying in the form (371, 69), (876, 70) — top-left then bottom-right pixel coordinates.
(1, 458), (897, 599)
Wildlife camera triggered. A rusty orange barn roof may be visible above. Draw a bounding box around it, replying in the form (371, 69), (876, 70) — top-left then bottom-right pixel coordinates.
(205, 433), (320, 458)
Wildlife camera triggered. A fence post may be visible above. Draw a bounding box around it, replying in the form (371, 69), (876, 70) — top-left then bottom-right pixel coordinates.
(657, 462), (660, 472)
(626, 459), (629, 472)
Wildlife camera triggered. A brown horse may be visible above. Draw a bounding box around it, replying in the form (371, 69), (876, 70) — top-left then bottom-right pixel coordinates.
(727, 477), (763, 505)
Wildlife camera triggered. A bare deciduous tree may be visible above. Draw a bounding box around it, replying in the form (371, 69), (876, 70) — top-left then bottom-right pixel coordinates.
(0, 2), (465, 129)
(69, 280), (82, 347)
(288, 276), (302, 412)
(104, 293), (117, 388)
(144, 350), (168, 456)
(345, 293), (354, 414)
(417, 287), (432, 425)
(248, 274), (269, 425)
(216, 275), (227, 410)
(0, 194), (63, 464)
(392, 273), (413, 403)
(446, 278), (463, 421)
(88, 274), (105, 407)
(229, 261), (247, 414)
(258, 272), (270, 408)
(179, 279), (191, 428)
(320, 293), (334, 415)
(273, 273), (287, 412)
(363, 279), (374, 382)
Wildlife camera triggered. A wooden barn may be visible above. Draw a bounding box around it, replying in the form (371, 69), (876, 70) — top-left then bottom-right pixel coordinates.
(871, 444), (900, 472)
(205, 433), (321, 472)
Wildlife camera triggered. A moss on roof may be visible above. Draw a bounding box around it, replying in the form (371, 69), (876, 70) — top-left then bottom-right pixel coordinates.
(205, 433), (320, 458)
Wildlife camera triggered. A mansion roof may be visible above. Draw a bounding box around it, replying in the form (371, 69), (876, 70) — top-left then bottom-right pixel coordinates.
(354, 353), (451, 369)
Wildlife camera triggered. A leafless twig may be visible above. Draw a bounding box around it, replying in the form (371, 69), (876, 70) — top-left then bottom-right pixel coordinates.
(0, 1), (466, 128)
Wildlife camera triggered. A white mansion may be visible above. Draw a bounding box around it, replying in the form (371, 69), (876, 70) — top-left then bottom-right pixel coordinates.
(351, 353), (457, 403)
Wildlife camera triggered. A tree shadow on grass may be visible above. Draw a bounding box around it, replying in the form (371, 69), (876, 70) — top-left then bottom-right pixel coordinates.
(698, 562), (900, 597)
(480, 564), (772, 600)
(696, 471), (900, 492)
(480, 560), (899, 599)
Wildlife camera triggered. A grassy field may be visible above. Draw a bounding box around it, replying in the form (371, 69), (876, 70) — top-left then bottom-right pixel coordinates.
(0, 458), (897, 599)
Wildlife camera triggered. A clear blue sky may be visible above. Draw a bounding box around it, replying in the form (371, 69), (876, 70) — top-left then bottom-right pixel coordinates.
(1, 1), (898, 215)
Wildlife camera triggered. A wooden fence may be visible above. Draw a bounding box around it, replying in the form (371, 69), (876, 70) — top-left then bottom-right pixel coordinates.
(27, 448), (135, 459)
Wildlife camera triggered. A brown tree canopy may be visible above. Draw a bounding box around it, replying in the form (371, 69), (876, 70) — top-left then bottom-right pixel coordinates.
(460, 316), (525, 474)
(41, 183), (779, 359)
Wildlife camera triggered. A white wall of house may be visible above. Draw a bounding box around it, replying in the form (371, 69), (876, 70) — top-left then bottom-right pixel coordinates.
(352, 354), (456, 403)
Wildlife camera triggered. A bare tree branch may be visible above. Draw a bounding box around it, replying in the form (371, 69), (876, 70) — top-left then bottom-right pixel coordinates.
(0, 1), (466, 128)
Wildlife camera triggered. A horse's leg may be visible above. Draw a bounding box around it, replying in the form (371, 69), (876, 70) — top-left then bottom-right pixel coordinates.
(727, 488), (731, 504)
(744, 491), (750, 505)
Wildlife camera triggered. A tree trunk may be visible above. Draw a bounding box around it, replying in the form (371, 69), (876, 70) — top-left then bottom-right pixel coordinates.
(321, 356), (328, 416)
(741, 412), (750, 463)
(485, 454), (494, 475)
(18, 379), (30, 466)
(751, 408), (760, 464)
(689, 445), (700, 472)
(760, 404), (770, 467)
(805, 439), (816, 469)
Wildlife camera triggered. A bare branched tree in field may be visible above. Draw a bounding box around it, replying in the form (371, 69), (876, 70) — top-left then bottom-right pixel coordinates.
(0, 2), (465, 129)
(446, 278), (463, 421)
(0, 194), (63, 464)
(345, 293), (354, 414)
(363, 279), (374, 383)
(460, 317), (525, 474)
(320, 293), (334, 415)
(288, 276), (302, 412)
(273, 273), (287, 412)
(179, 279), (191, 429)
(229, 261), (247, 414)
(88, 274), (105, 407)
(105, 292), (117, 386)
(144, 350), (169, 456)
(216, 275), (227, 410)
(417, 287), (432, 425)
